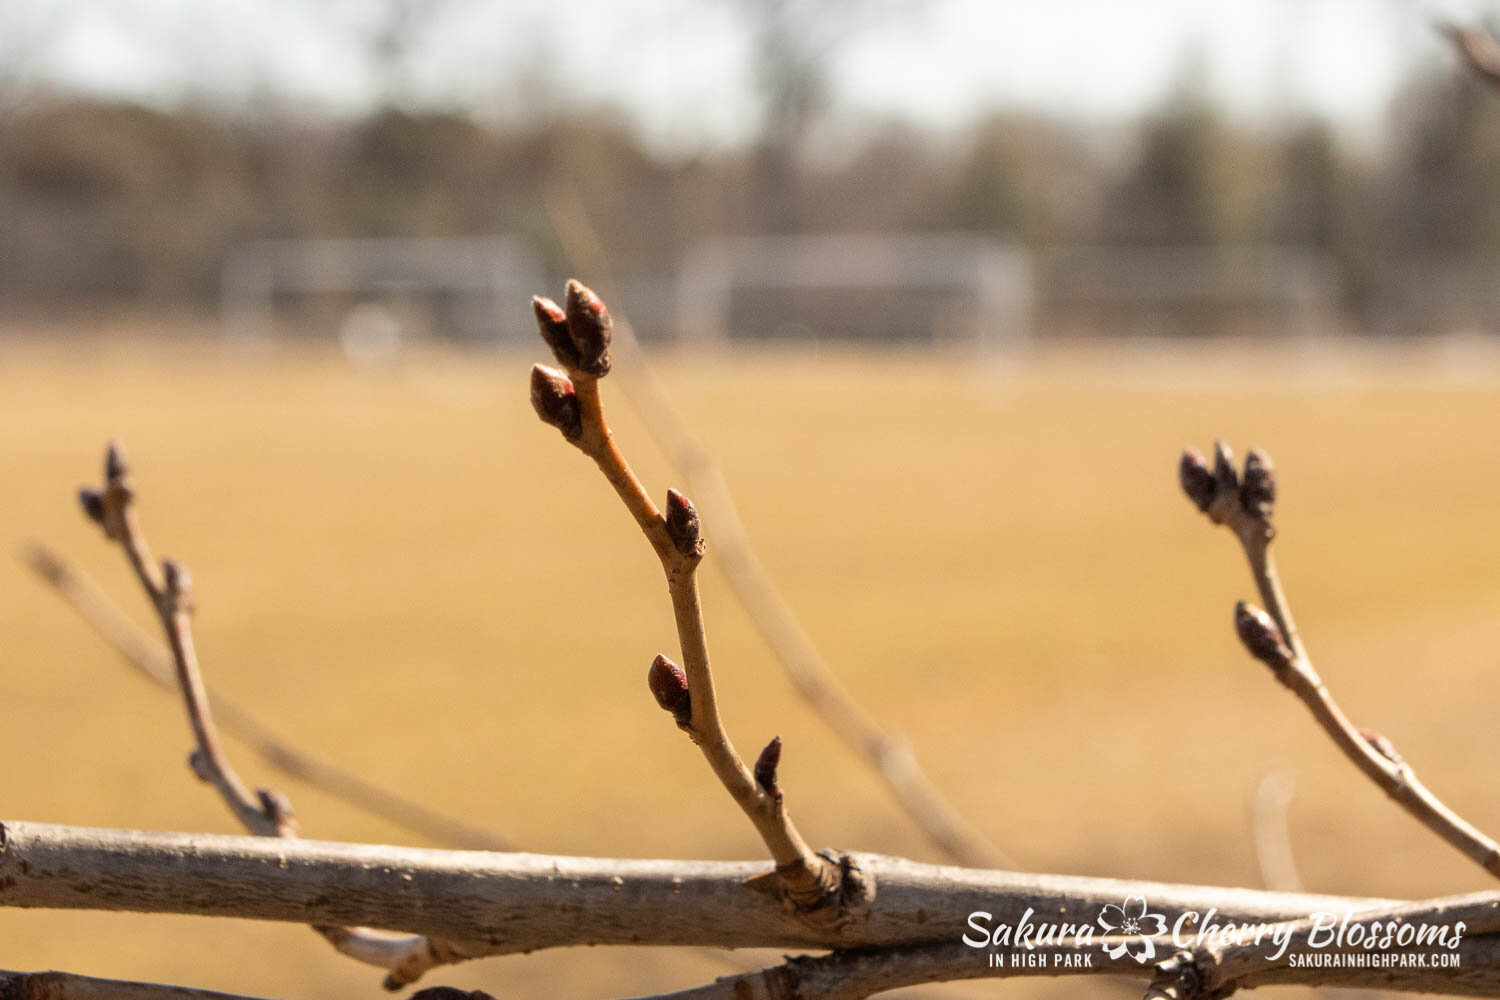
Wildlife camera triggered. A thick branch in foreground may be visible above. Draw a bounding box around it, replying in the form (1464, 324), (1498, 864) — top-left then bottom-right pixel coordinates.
(76, 444), (473, 988)
(530, 283), (846, 920)
(0, 969), (272, 1000)
(1182, 441), (1500, 879)
(7, 822), (1500, 996)
(541, 183), (1010, 870)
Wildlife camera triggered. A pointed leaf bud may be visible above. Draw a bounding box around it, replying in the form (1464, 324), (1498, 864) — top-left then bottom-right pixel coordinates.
(1178, 446), (1216, 514)
(754, 735), (782, 798)
(1234, 601), (1293, 673)
(648, 654), (692, 728)
(1213, 439), (1239, 497)
(533, 295), (580, 370)
(564, 279), (612, 377)
(664, 488), (705, 557)
(104, 440), (128, 484)
(529, 364), (582, 440)
(1360, 728), (1405, 767)
(162, 558), (194, 614)
(78, 487), (106, 526)
(1241, 448), (1277, 521)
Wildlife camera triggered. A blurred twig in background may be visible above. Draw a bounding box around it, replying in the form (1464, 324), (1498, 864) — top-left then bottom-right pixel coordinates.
(20, 540), (515, 854)
(542, 180), (1015, 871)
(1249, 769), (1302, 893)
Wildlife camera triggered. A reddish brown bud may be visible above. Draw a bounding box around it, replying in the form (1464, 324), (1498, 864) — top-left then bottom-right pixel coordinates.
(564, 279), (612, 377)
(648, 654), (692, 728)
(104, 440), (128, 483)
(664, 488), (705, 557)
(529, 364), (582, 439)
(754, 735), (782, 798)
(532, 295), (580, 370)
(78, 487), (106, 525)
(1213, 439), (1239, 497)
(1234, 601), (1293, 672)
(1179, 446), (1216, 513)
(1241, 448), (1277, 520)
(1360, 728), (1405, 767)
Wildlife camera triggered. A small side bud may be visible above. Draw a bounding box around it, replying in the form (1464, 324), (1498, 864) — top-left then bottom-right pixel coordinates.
(1240, 448), (1277, 520)
(533, 295), (580, 369)
(1178, 446), (1216, 514)
(104, 440), (128, 483)
(648, 654), (692, 728)
(564, 279), (612, 377)
(1360, 728), (1405, 767)
(162, 558), (194, 614)
(258, 787), (299, 835)
(664, 488), (705, 557)
(1234, 600), (1294, 673)
(754, 735), (782, 799)
(78, 487), (106, 525)
(529, 364), (582, 439)
(1212, 439), (1239, 497)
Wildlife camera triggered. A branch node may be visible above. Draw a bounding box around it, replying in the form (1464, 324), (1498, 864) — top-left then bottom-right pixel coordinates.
(162, 558), (194, 615)
(648, 654), (693, 730)
(664, 488), (706, 559)
(1233, 601), (1295, 678)
(529, 364), (583, 440)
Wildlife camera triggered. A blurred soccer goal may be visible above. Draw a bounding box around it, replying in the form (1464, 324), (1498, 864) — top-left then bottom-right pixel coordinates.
(221, 237), (546, 355)
(673, 234), (1035, 349)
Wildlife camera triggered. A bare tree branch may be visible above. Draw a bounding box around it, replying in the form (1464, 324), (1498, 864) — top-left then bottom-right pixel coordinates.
(528, 281), (851, 919)
(541, 180), (1013, 871)
(1181, 441), (1500, 879)
(19, 540), (514, 853)
(75, 444), (479, 989)
(4, 821), (1500, 997)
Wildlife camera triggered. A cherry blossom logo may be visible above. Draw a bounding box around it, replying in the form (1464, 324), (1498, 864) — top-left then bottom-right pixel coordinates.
(1097, 895), (1168, 964)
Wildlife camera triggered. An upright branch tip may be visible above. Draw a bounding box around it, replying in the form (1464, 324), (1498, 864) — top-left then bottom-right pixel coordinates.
(104, 439), (128, 483)
(563, 279), (612, 378)
(648, 653), (692, 729)
(529, 364), (583, 440)
(663, 488), (705, 558)
(1234, 600), (1294, 675)
(754, 736), (783, 800)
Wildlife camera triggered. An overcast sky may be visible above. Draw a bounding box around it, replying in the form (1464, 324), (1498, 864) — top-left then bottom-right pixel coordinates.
(9, 0), (1500, 150)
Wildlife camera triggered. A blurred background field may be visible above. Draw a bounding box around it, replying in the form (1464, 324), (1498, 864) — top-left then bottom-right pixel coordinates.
(7, 0), (1500, 996)
(2, 333), (1500, 997)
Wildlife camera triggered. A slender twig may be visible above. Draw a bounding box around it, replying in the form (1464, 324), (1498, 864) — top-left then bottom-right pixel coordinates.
(1182, 441), (1500, 879)
(529, 282), (849, 918)
(1441, 22), (1500, 87)
(541, 180), (1013, 870)
(0, 968), (275, 1000)
(19, 540), (514, 852)
(76, 443), (478, 989)
(1249, 770), (1302, 893)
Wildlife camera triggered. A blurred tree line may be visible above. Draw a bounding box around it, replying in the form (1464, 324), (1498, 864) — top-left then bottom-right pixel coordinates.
(4, 53), (1500, 334)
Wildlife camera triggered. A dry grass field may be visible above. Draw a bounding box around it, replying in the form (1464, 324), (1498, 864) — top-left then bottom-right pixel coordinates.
(2, 332), (1499, 997)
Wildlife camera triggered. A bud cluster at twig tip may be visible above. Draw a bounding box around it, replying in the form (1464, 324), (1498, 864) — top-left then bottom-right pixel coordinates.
(162, 558), (194, 614)
(648, 653), (692, 728)
(564, 279), (612, 377)
(1240, 448), (1277, 520)
(1178, 446), (1216, 513)
(1360, 728), (1405, 767)
(1233, 601), (1294, 673)
(754, 735), (783, 799)
(529, 364), (583, 440)
(664, 488), (705, 558)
